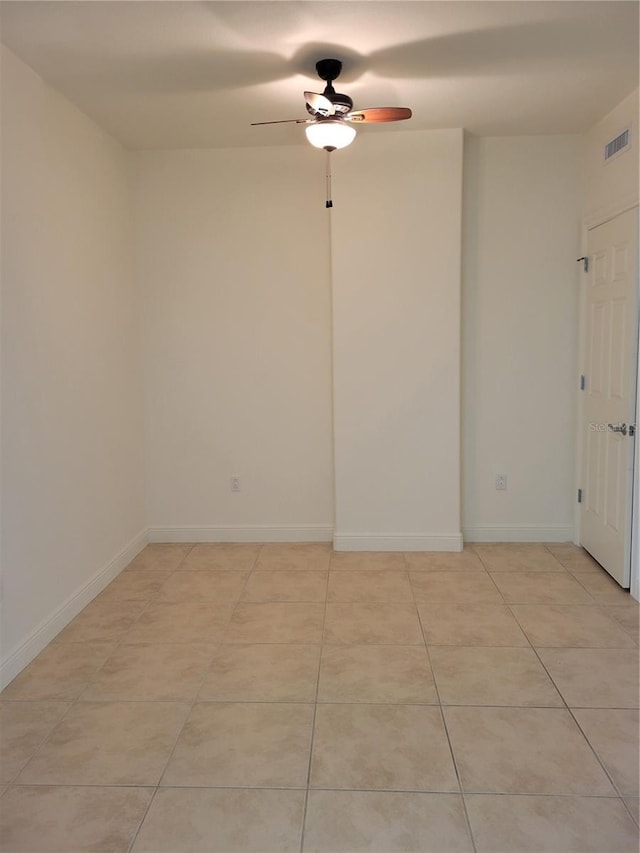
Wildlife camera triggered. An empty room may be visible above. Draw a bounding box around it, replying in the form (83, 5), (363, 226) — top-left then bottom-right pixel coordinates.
(0, 2), (639, 851)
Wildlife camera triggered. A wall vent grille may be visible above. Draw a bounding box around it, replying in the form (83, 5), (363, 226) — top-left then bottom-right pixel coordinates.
(604, 129), (630, 161)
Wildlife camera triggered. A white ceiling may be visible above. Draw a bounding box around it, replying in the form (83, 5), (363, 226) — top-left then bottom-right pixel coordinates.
(1, 1), (638, 149)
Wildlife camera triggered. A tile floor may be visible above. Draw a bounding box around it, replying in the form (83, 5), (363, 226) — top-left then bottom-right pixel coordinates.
(0, 542), (638, 852)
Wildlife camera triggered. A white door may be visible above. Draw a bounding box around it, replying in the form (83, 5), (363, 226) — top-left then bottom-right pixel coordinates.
(581, 206), (638, 587)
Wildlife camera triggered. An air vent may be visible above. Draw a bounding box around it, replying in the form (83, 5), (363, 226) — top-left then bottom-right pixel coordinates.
(604, 128), (630, 161)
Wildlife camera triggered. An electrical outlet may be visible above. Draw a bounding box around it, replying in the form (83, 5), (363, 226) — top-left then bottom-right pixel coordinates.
(495, 474), (507, 491)
(230, 475), (241, 492)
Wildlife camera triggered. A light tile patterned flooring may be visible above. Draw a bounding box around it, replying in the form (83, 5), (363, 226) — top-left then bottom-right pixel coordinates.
(0, 542), (638, 852)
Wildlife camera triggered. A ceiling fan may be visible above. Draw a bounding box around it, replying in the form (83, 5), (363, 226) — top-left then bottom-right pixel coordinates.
(251, 58), (412, 152)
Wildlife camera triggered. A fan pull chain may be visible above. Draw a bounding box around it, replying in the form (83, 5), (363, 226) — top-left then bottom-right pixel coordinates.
(325, 150), (333, 208)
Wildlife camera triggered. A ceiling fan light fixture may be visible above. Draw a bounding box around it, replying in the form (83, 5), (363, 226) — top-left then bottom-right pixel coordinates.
(305, 120), (356, 151)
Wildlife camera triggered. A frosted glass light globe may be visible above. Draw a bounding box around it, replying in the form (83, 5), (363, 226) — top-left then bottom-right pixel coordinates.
(305, 120), (356, 151)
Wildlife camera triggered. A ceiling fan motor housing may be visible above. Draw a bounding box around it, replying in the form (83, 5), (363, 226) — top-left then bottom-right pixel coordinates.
(328, 93), (353, 114)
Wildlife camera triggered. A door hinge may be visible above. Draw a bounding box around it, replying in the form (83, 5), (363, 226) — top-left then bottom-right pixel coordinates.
(576, 256), (589, 273)
(580, 374), (586, 391)
(577, 488), (583, 503)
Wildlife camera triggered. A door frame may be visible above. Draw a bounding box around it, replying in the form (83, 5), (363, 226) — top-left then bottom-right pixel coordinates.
(575, 201), (640, 600)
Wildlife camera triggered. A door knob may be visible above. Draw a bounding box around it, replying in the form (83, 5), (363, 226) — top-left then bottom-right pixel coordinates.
(608, 423), (628, 436)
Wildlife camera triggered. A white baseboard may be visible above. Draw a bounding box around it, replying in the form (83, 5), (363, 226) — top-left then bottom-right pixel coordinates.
(463, 524), (574, 543)
(333, 533), (464, 552)
(0, 528), (148, 691)
(148, 525), (334, 543)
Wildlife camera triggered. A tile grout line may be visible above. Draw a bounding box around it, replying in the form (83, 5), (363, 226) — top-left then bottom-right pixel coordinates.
(474, 543), (622, 606)
(299, 552), (331, 853)
(472, 553), (518, 609)
(124, 543), (202, 853)
(75, 545), (199, 699)
(2, 547), (198, 792)
(407, 551), (479, 853)
(125, 542), (263, 853)
(620, 795), (640, 828)
(593, 605), (640, 646)
(3, 780), (633, 798)
(73, 597), (161, 701)
(505, 602), (634, 808)
(3, 543), (637, 848)
(4, 697), (636, 710)
(124, 784), (158, 853)
(3, 701), (76, 787)
(474, 548), (638, 833)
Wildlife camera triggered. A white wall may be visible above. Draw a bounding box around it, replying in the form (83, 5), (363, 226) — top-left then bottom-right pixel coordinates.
(331, 129), (464, 550)
(462, 134), (582, 541)
(1, 48), (146, 686)
(136, 130), (583, 551)
(131, 147), (334, 541)
(1, 42), (633, 694)
(583, 89), (639, 226)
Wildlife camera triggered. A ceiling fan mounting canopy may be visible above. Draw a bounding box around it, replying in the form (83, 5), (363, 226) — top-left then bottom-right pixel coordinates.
(315, 58), (343, 84)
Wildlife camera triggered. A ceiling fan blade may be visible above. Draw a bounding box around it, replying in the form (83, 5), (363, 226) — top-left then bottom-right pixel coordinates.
(304, 91), (335, 117)
(251, 118), (311, 126)
(347, 107), (412, 124)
